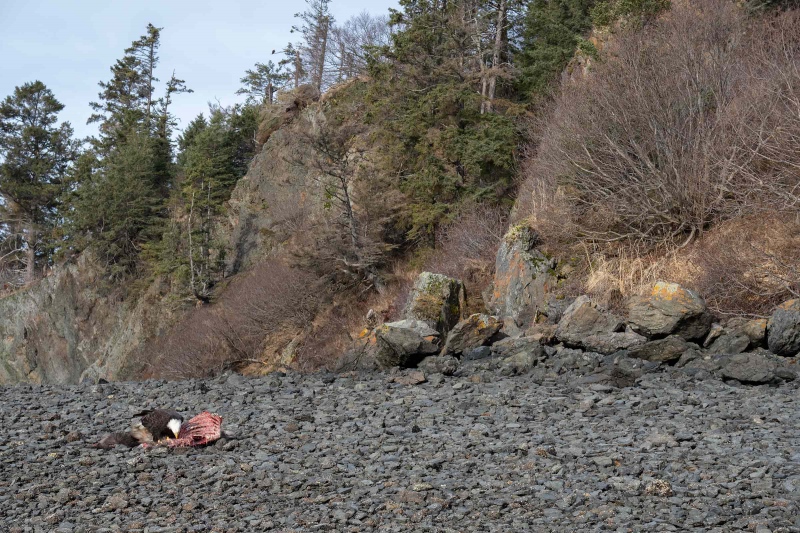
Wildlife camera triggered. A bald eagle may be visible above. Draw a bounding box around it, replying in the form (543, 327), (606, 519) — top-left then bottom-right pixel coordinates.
(94, 409), (183, 449)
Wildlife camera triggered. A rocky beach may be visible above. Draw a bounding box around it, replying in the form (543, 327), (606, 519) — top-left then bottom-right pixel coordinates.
(2, 356), (799, 532)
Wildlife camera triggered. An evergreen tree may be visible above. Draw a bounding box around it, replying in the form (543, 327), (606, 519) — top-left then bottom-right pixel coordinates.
(73, 25), (191, 280)
(516, 0), (596, 97)
(0, 81), (76, 282)
(70, 132), (162, 280)
(366, 0), (519, 240)
(237, 61), (289, 105)
(293, 0), (334, 92)
(161, 105), (258, 298)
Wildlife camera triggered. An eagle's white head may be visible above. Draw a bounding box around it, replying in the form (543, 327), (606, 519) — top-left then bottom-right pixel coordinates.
(167, 418), (182, 439)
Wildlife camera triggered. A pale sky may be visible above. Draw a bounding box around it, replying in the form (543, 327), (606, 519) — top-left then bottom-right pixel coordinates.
(0, 0), (398, 140)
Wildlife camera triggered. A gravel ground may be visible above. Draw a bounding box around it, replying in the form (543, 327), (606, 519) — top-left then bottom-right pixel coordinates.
(1, 365), (799, 532)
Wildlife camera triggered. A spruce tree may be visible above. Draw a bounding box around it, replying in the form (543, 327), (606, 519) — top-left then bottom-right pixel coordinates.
(0, 81), (76, 282)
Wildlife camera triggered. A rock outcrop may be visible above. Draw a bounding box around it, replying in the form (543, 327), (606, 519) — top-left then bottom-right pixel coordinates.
(441, 314), (502, 356)
(488, 226), (557, 328)
(0, 254), (175, 385)
(554, 295), (645, 354)
(374, 320), (441, 369)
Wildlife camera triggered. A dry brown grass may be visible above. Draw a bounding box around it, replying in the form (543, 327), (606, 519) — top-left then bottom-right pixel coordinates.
(579, 215), (800, 317)
(518, 1), (800, 317)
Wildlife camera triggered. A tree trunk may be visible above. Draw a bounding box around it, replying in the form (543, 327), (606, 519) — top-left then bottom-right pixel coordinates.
(485, 0), (507, 114)
(315, 17), (330, 92)
(25, 221), (35, 284)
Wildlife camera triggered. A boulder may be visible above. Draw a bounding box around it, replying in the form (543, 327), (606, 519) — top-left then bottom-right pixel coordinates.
(767, 299), (800, 356)
(501, 350), (541, 375)
(727, 317), (767, 347)
(488, 226), (557, 327)
(375, 320), (441, 369)
(719, 352), (777, 384)
(462, 346), (493, 362)
(627, 282), (712, 341)
(525, 323), (557, 344)
(491, 337), (542, 360)
(708, 334), (750, 355)
(555, 295), (646, 354)
(404, 272), (466, 337)
(442, 314), (502, 356)
(627, 335), (694, 363)
(418, 355), (459, 376)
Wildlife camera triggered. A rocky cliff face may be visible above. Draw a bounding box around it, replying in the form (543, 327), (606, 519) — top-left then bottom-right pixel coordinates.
(0, 93), (329, 385)
(0, 254), (175, 385)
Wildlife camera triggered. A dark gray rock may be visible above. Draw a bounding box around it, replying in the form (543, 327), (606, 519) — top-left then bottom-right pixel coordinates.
(441, 314), (502, 355)
(719, 352), (777, 383)
(708, 333), (750, 355)
(726, 317), (767, 347)
(627, 335), (694, 363)
(767, 299), (800, 356)
(555, 296), (646, 354)
(627, 282), (712, 341)
(462, 345), (493, 361)
(418, 355), (459, 376)
(374, 320), (440, 368)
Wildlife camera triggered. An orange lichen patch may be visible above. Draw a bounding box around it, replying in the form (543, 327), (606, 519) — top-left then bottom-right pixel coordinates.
(650, 281), (694, 302)
(358, 328), (371, 339)
(777, 299), (799, 311)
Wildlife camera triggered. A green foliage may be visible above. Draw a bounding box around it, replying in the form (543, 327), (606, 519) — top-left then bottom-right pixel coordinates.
(237, 61), (290, 105)
(366, 0), (519, 242)
(157, 104), (258, 297)
(516, 0), (596, 97)
(0, 81), (77, 278)
(68, 24), (195, 284)
(70, 131), (164, 280)
(591, 0), (670, 28)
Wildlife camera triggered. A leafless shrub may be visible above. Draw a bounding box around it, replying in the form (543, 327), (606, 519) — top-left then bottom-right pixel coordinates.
(522, 1), (800, 250)
(423, 202), (509, 312)
(294, 301), (367, 371)
(145, 258), (322, 379)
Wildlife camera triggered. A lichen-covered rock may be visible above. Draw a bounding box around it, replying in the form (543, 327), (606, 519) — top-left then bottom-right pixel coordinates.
(442, 314), (502, 356)
(374, 320), (441, 368)
(627, 335), (694, 363)
(404, 272), (465, 337)
(627, 282), (712, 341)
(488, 226), (556, 327)
(555, 296), (645, 354)
(767, 299), (800, 356)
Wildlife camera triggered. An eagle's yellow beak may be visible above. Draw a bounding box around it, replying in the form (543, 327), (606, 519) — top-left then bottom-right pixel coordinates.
(167, 419), (182, 439)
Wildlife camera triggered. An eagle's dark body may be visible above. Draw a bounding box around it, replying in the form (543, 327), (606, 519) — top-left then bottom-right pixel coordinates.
(133, 409), (184, 443)
(94, 409), (183, 449)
